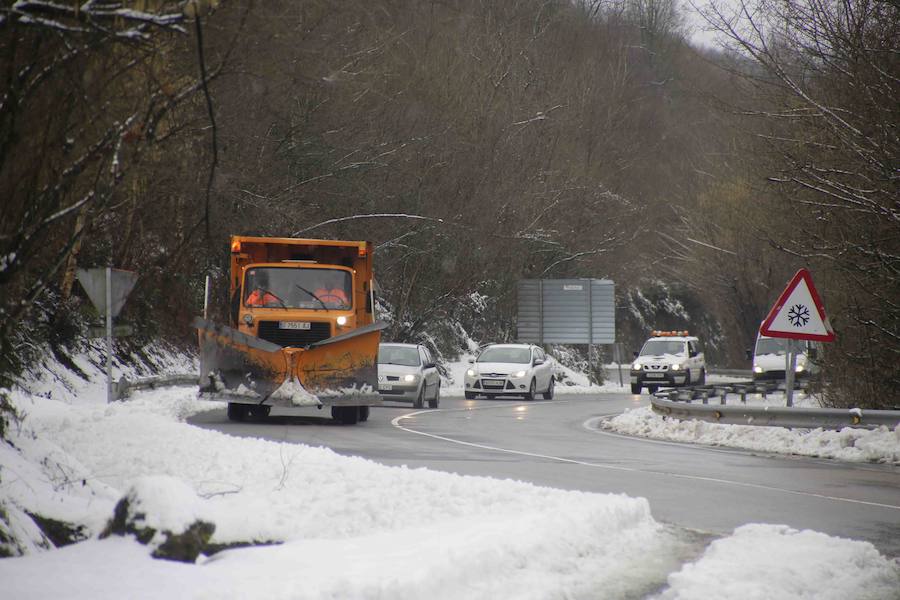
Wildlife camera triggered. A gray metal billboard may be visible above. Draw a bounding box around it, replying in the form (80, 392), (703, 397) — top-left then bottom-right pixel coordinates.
(517, 279), (615, 344)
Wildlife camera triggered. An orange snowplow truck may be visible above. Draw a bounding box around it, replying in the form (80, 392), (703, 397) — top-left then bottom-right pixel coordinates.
(193, 236), (387, 424)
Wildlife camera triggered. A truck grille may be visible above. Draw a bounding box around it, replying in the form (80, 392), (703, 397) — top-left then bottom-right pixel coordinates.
(257, 321), (331, 348)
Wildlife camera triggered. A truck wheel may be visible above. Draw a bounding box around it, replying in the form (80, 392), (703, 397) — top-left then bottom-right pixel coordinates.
(227, 403), (248, 422)
(359, 406), (369, 422)
(630, 384), (641, 394)
(331, 405), (360, 425)
(698, 368), (706, 385)
(465, 391), (476, 400)
(683, 371), (691, 386)
(247, 405), (271, 421)
(647, 385), (659, 394)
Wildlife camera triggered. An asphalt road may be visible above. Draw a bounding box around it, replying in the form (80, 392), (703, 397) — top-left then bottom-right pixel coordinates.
(188, 392), (900, 557)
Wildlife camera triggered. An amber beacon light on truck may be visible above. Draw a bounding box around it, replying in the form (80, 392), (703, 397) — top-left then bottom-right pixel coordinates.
(193, 236), (387, 424)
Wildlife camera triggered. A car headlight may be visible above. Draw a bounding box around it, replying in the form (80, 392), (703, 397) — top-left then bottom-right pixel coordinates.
(466, 369), (476, 377)
(753, 366), (763, 373)
(632, 362), (641, 371)
(513, 370), (526, 378)
(403, 374), (416, 382)
(336, 316), (348, 326)
(671, 364), (682, 371)
(795, 364), (805, 372)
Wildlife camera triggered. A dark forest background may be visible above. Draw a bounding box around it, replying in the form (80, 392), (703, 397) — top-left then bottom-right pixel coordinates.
(0, 0), (896, 415)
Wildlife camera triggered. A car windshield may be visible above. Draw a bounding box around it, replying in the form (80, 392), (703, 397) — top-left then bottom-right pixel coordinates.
(478, 347), (531, 364)
(378, 346), (420, 366)
(243, 267), (351, 310)
(640, 340), (685, 356)
(756, 337), (788, 356)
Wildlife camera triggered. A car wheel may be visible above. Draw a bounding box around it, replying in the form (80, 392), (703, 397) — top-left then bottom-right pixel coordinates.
(524, 379), (536, 401)
(464, 391), (476, 400)
(226, 403), (248, 422)
(542, 377), (554, 400)
(630, 383), (641, 394)
(698, 368), (706, 385)
(428, 385), (440, 409)
(413, 385), (425, 409)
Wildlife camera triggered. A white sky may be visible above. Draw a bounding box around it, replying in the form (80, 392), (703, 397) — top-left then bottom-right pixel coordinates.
(1, 348), (898, 599)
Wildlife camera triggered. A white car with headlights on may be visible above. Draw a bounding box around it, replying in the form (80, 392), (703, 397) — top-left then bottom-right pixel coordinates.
(630, 331), (706, 394)
(464, 344), (554, 400)
(377, 343), (441, 408)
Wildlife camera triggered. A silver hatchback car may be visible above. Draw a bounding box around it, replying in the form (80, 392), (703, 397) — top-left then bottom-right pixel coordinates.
(377, 343), (441, 408)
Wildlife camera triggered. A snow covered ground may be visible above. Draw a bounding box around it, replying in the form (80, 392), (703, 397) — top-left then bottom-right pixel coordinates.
(1, 349), (898, 599)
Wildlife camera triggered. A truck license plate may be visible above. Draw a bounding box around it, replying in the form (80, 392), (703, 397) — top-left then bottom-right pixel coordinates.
(646, 373), (664, 378)
(280, 321), (311, 330)
(380, 384), (392, 391)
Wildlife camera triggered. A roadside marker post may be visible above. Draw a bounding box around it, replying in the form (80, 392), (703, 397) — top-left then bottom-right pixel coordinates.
(759, 269), (835, 406)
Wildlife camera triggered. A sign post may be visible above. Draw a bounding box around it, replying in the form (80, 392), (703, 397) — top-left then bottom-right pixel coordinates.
(759, 269), (835, 406)
(76, 267), (138, 402)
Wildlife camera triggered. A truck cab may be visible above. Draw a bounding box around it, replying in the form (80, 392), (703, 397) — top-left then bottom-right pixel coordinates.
(229, 236), (375, 342)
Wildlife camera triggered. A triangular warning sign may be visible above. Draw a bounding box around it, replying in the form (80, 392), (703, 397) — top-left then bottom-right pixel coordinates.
(760, 269), (835, 342)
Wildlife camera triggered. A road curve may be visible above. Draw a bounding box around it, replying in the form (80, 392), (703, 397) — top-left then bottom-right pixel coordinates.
(188, 392), (900, 557)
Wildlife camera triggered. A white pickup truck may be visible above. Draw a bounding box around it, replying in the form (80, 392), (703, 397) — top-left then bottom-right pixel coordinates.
(630, 331), (706, 394)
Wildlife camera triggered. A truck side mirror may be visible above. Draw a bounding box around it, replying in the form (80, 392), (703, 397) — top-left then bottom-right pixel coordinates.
(632, 351), (639, 359)
(745, 349), (752, 361)
(468, 357), (475, 364)
(808, 347), (818, 359)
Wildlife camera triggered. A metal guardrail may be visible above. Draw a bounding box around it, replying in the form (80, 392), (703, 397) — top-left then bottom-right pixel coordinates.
(113, 374), (198, 400)
(707, 367), (752, 378)
(650, 381), (900, 430)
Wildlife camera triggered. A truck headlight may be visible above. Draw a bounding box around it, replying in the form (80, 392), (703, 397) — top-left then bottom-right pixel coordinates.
(795, 364), (805, 372)
(632, 362), (641, 371)
(403, 374), (416, 382)
(671, 363), (682, 371)
(513, 370), (526, 378)
(243, 314), (253, 325)
(336, 316), (348, 326)
(753, 366), (763, 373)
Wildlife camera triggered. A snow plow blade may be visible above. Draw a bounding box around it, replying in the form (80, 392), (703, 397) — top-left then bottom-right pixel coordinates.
(194, 317), (386, 407)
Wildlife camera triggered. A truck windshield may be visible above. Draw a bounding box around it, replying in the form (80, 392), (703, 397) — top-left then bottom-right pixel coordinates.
(378, 346), (420, 366)
(755, 337), (788, 356)
(243, 267), (351, 310)
(640, 340), (684, 356)
(477, 347), (531, 364)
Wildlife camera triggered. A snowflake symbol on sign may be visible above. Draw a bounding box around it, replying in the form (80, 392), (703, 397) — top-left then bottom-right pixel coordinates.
(788, 304), (810, 327)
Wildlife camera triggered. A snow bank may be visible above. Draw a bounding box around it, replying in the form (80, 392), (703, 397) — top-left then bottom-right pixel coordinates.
(602, 406), (900, 464)
(655, 524), (900, 600)
(2, 348), (898, 599)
